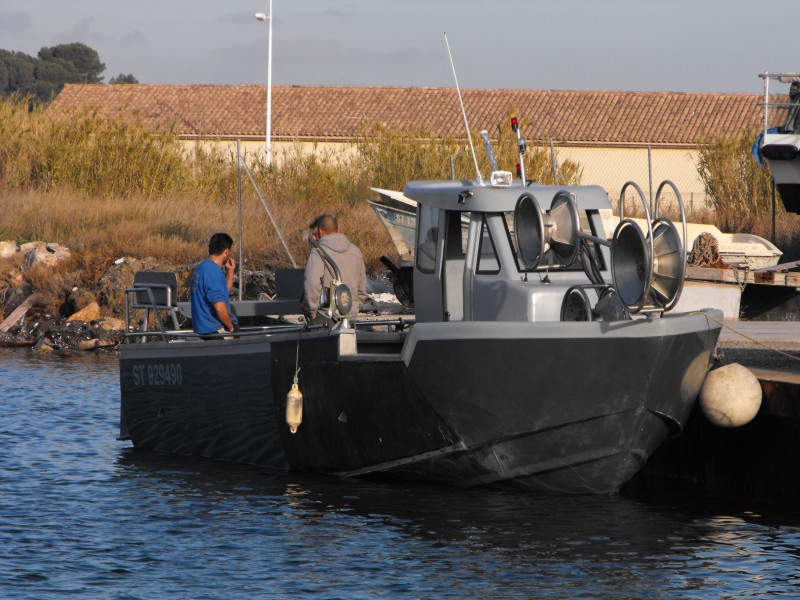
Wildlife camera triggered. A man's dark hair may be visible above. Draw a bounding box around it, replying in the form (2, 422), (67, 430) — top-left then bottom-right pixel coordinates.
(309, 214), (338, 233)
(308, 213), (339, 231)
(208, 232), (233, 255)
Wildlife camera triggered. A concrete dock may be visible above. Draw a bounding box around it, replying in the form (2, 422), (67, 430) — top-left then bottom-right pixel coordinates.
(715, 320), (800, 373)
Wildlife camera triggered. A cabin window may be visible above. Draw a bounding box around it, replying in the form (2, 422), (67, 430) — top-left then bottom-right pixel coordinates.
(416, 204), (440, 274)
(476, 216), (500, 274)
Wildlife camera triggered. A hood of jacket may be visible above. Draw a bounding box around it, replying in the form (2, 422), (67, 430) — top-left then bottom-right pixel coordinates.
(319, 232), (352, 254)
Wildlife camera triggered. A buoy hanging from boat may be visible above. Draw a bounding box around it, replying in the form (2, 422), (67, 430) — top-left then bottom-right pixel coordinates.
(699, 363), (762, 427)
(286, 383), (303, 434)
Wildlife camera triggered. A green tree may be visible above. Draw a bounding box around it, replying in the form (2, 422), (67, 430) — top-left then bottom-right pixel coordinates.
(109, 73), (139, 84)
(38, 43), (105, 83)
(0, 43), (111, 102)
(0, 49), (36, 97)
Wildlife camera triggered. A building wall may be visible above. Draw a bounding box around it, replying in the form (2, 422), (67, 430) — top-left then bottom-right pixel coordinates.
(180, 139), (357, 165)
(555, 146), (706, 213)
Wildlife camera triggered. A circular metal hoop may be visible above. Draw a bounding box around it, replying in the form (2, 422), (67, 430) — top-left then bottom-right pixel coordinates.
(548, 191), (581, 267)
(514, 193), (545, 270)
(560, 286), (593, 321)
(611, 218), (652, 313)
(649, 217), (686, 311)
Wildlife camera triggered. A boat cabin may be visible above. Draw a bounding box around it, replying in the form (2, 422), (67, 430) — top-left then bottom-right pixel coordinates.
(403, 180), (614, 324)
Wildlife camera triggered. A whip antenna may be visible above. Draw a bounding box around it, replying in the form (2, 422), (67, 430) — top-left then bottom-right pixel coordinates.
(444, 32), (482, 183)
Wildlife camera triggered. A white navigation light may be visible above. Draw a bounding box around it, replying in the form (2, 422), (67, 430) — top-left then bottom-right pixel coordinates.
(490, 171), (513, 186)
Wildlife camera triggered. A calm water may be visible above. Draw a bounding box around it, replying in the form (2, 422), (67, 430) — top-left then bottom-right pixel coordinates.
(2, 349), (800, 599)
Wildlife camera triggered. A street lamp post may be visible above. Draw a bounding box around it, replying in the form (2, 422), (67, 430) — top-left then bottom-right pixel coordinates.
(255, 1), (273, 167)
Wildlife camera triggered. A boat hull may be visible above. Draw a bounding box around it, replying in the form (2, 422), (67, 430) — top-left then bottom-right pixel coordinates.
(119, 312), (720, 493)
(271, 314), (720, 493)
(119, 336), (288, 469)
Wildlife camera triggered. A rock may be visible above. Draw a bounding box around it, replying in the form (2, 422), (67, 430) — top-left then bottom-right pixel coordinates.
(2, 284), (33, 315)
(92, 317), (126, 332)
(20, 242), (71, 269)
(78, 338), (116, 351)
(61, 289), (99, 317)
(33, 337), (55, 355)
(67, 301), (101, 323)
(0, 241), (18, 258)
(72, 289), (98, 310)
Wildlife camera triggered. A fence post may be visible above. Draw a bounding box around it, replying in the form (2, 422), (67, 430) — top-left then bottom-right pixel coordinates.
(549, 138), (558, 185)
(237, 139), (243, 301)
(647, 144), (653, 215)
(772, 179), (777, 243)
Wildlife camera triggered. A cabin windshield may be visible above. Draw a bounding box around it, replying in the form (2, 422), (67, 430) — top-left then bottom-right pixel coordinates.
(416, 204), (440, 274)
(477, 215), (500, 274)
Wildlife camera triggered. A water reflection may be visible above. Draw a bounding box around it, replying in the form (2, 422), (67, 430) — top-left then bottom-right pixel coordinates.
(112, 449), (800, 598)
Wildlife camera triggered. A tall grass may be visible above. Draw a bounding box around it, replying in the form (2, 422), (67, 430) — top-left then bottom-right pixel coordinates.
(0, 96), (190, 197)
(696, 126), (774, 216)
(355, 115), (581, 191)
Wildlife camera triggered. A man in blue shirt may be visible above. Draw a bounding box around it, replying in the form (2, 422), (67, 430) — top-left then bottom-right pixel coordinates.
(190, 232), (238, 335)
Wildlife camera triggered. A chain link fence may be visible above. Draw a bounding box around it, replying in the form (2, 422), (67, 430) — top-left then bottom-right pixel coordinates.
(543, 140), (708, 218)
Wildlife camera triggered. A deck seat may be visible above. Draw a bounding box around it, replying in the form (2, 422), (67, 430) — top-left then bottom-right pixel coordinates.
(127, 271), (181, 332)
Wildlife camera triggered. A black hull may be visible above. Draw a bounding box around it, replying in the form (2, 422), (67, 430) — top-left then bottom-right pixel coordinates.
(119, 337), (288, 469)
(271, 316), (720, 493)
(118, 314), (720, 493)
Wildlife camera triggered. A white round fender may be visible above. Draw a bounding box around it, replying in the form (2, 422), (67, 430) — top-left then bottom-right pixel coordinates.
(699, 363), (762, 428)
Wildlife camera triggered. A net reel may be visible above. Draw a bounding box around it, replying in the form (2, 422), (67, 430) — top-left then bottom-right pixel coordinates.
(560, 284), (626, 322)
(514, 191), (581, 270)
(610, 180), (687, 314)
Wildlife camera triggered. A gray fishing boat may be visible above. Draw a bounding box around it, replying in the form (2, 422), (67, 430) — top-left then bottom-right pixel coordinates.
(119, 161), (722, 493)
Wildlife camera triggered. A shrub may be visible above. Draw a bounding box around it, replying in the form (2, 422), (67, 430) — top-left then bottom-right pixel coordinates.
(696, 126), (774, 216)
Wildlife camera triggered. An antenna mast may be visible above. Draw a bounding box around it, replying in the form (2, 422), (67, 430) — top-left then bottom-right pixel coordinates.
(444, 32), (482, 183)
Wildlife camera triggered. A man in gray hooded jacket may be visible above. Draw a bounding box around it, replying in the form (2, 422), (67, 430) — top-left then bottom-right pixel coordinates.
(302, 214), (367, 323)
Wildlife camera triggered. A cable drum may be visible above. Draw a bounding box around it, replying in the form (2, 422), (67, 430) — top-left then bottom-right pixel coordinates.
(513, 193), (545, 270)
(611, 218), (652, 313)
(649, 217), (685, 311)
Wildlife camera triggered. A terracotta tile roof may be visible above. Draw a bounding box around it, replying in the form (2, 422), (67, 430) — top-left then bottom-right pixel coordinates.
(51, 84), (782, 148)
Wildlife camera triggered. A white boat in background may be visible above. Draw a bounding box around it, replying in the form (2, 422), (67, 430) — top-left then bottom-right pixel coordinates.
(368, 188), (417, 260)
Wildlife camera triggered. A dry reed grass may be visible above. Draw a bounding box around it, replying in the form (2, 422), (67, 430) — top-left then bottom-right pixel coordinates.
(696, 126), (774, 216)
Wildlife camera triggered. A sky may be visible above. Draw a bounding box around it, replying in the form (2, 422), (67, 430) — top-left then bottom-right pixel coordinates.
(1, 0), (798, 94)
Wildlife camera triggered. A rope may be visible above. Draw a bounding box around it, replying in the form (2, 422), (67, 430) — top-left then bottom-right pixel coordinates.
(692, 310), (800, 364)
(293, 336), (301, 385)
